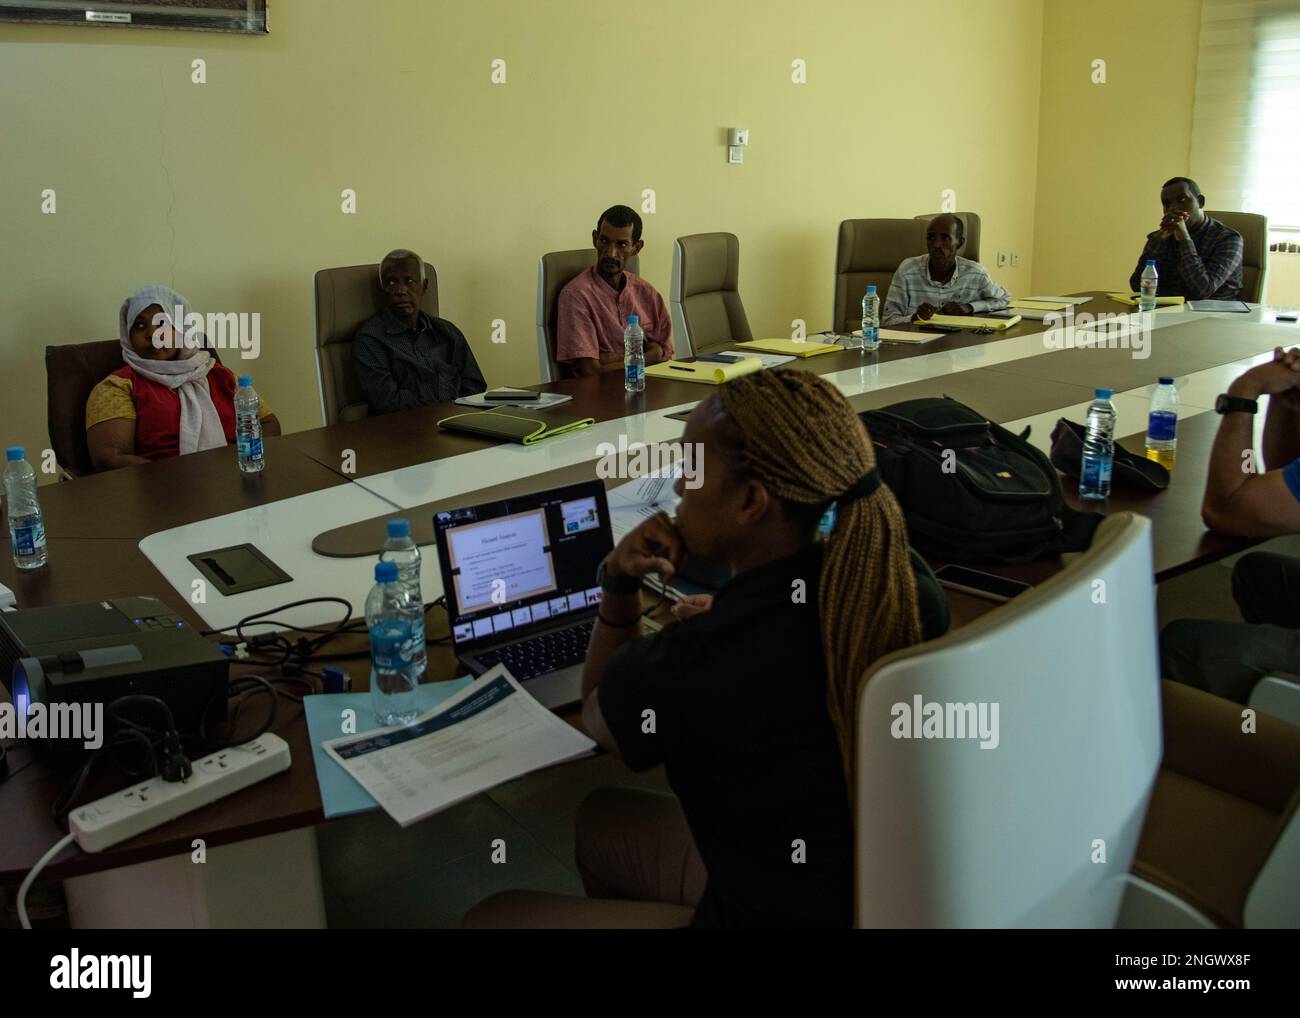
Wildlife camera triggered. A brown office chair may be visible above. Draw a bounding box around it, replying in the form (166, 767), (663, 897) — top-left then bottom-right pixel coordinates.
(45, 339), (225, 478)
(313, 261), (439, 425)
(913, 211), (983, 264)
(1206, 210), (1268, 303)
(535, 249), (640, 383)
(669, 233), (753, 357)
(1124, 680), (1300, 928)
(45, 340), (128, 478)
(832, 219), (927, 334)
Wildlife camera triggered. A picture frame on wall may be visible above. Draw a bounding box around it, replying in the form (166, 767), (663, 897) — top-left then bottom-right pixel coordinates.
(0, 0), (268, 34)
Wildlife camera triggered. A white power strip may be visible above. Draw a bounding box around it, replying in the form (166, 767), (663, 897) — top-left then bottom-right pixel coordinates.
(69, 734), (292, 853)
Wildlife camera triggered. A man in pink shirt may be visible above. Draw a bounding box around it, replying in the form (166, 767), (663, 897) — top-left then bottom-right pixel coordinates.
(556, 205), (673, 377)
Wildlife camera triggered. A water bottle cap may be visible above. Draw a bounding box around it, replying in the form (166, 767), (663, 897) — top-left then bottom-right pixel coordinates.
(1095, 387), (1113, 399)
(1145, 259), (1156, 266)
(386, 518), (411, 539)
(5, 446), (23, 462)
(866, 285), (877, 294)
(237, 375), (253, 387)
(627, 315), (640, 325)
(375, 561), (399, 583)
(1158, 377), (1174, 385)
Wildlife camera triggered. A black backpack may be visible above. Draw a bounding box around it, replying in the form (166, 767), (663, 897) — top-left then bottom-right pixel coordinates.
(859, 396), (1102, 564)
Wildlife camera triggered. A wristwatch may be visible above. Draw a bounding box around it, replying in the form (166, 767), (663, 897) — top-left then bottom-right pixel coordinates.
(1215, 394), (1259, 415)
(596, 557), (642, 594)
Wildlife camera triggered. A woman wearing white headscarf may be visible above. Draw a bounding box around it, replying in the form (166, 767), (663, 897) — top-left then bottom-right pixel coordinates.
(86, 285), (280, 471)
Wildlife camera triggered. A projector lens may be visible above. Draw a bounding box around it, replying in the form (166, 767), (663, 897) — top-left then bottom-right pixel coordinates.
(12, 657), (43, 712)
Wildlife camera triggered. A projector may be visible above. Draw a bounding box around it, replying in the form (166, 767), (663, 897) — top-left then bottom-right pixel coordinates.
(0, 595), (228, 751)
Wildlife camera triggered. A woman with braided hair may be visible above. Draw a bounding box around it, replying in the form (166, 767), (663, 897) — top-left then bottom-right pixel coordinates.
(464, 369), (944, 930)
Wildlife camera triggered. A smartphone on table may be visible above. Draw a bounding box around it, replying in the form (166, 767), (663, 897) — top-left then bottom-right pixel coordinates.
(482, 387), (542, 401)
(933, 564), (1031, 603)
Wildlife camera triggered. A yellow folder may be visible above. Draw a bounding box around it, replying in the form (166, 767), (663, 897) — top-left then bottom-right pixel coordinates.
(918, 313), (1022, 331)
(1107, 292), (1185, 306)
(736, 338), (841, 358)
(645, 356), (765, 385)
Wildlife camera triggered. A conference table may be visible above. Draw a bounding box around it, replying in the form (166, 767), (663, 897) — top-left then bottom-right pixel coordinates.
(3, 291), (1297, 919)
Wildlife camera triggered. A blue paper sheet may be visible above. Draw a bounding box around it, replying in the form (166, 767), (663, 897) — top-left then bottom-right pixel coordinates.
(303, 677), (475, 818)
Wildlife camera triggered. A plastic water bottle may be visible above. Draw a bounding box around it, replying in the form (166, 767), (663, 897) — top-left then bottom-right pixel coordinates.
(366, 560), (422, 727)
(380, 518), (427, 682)
(624, 315), (646, 393)
(235, 375), (265, 473)
(1145, 377), (1179, 470)
(1079, 388), (1117, 500)
(861, 285), (881, 352)
(4, 447), (47, 570)
(1138, 260), (1159, 313)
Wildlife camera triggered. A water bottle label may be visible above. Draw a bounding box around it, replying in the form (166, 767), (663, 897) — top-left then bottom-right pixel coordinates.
(625, 363), (644, 385)
(1082, 453), (1112, 489)
(370, 621), (416, 670)
(238, 434), (264, 460)
(1148, 410), (1177, 442)
(863, 326), (879, 342)
(13, 521), (45, 556)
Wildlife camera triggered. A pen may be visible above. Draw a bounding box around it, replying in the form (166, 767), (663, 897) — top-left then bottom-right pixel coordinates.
(668, 365), (694, 371)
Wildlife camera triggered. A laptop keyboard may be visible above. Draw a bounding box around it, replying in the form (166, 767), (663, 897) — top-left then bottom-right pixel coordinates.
(475, 619), (595, 681)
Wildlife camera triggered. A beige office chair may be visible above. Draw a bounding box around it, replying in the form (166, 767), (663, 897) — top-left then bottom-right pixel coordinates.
(669, 233), (753, 358)
(855, 512), (1162, 927)
(535, 249), (639, 383)
(312, 261), (439, 425)
(1122, 679), (1300, 929)
(832, 219), (927, 334)
(913, 211), (982, 264)
(1206, 210), (1268, 303)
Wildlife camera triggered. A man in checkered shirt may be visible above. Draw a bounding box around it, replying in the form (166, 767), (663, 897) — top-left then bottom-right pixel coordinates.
(1127, 176), (1244, 300)
(882, 215), (1011, 326)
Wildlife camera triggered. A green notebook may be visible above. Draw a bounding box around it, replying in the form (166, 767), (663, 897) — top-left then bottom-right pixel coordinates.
(436, 407), (596, 445)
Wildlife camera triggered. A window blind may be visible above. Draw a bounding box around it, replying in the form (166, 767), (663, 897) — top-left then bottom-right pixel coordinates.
(1190, 0), (1300, 228)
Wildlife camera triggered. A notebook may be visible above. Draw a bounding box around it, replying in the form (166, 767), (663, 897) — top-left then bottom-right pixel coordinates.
(736, 338), (841, 358)
(916, 313), (1022, 331)
(1107, 292), (1185, 307)
(1188, 299), (1252, 313)
(436, 407), (595, 445)
(645, 356), (764, 384)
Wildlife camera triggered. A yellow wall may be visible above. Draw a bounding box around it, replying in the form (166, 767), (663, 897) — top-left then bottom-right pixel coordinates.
(1031, 0), (1203, 296)
(1, 0), (1044, 479)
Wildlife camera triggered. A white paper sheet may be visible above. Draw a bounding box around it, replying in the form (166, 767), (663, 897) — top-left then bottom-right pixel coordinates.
(323, 665), (595, 827)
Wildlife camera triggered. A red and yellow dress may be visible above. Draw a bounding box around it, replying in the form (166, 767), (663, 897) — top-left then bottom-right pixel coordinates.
(85, 364), (274, 461)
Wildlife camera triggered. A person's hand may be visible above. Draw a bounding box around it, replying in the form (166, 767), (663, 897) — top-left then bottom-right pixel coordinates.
(644, 340), (665, 365)
(1273, 346), (1300, 370)
(1228, 351), (1300, 401)
(670, 593), (714, 622)
(940, 302), (973, 316)
(1159, 210), (1191, 241)
(913, 303), (939, 321)
(605, 511), (684, 582)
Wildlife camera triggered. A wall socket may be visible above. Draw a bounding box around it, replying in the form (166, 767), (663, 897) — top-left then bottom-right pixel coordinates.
(996, 251), (1008, 267)
(1011, 252), (1021, 267)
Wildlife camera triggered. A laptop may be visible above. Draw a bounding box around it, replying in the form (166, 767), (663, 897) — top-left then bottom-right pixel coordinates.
(431, 479), (614, 709)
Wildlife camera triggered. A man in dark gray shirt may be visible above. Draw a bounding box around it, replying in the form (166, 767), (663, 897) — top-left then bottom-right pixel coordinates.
(353, 249), (486, 414)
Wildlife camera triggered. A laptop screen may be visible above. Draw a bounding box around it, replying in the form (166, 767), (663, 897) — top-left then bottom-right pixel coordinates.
(432, 479), (614, 649)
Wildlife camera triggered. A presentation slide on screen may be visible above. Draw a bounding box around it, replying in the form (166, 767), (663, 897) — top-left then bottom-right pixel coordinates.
(448, 508), (556, 614)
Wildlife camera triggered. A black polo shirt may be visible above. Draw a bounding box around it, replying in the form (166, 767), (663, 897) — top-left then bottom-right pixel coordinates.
(598, 544), (852, 928)
(353, 308), (486, 414)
